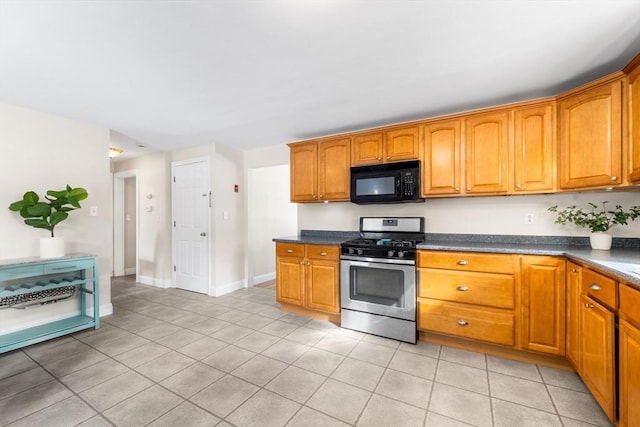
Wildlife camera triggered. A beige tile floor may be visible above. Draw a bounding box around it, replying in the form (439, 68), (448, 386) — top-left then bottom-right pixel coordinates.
(0, 276), (613, 427)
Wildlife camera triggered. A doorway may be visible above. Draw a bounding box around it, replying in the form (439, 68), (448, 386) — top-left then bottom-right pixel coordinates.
(113, 170), (138, 279)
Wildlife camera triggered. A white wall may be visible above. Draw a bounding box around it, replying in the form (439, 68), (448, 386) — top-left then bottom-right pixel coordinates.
(0, 102), (113, 332)
(248, 164), (297, 284)
(298, 191), (640, 237)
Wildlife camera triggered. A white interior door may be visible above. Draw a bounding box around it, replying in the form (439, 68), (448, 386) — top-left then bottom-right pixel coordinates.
(172, 159), (210, 294)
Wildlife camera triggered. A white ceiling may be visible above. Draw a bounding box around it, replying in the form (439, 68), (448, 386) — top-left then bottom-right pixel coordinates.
(1, 1), (639, 161)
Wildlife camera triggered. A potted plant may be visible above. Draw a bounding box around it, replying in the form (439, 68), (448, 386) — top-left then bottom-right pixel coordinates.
(548, 202), (640, 250)
(8, 185), (88, 258)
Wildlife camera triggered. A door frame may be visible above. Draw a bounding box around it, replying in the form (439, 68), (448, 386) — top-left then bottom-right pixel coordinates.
(113, 169), (139, 280)
(171, 157), (212, 294)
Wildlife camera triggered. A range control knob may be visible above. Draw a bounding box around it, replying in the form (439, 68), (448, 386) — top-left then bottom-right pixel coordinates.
(387, 250), (395, 257)
(357, 249), (364, 255)
(398, 251), (405, 258)
(348, 248), (354, 255)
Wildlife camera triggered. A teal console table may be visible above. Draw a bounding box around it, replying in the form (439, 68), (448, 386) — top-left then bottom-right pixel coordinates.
(0, 254), (99, 353)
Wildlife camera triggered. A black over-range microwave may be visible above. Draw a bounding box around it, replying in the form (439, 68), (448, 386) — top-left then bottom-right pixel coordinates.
(350, 160), (425, 204)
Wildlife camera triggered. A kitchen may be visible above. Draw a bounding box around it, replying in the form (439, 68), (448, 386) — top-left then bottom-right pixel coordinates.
(1, 1), (640, 426)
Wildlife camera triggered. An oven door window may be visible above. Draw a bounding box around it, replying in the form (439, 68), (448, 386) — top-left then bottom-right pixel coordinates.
(350, 267), (404, 307)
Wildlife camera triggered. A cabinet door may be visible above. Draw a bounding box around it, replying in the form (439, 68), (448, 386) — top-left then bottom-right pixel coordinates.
(276, 256), (304, 306)
(580, 294), (616, 421)
(290, 143), (318, 202)
(566, 262), (582, 370)
(558, 79), (623, 189)
(421, 119), (462, 196)
(384, 125), (420, 163)
(318, 137), (351, 201)
(464, 111), (511, 194)
(305, 259), (340, 314)
(513, 103), (555, 193)
(619, 318), (640, 427)
(519, 256), (566, 355)
(352, 132), (384, 166)
(626, 56), (640, 183)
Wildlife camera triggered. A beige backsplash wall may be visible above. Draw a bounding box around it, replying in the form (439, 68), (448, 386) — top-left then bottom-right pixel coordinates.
(298, 191), (640, 238)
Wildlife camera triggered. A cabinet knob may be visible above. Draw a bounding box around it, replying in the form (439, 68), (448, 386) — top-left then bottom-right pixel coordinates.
(590, 283), (601, 291)
(457, 319), (469, 326)
(571, 268), (579, 273)
(457, 260), (468, 266)
(319, 252), (327, 256)
(466, 187), (472, 191)
(200, 232), (207, 237)
(376, 156), (381, 161)
(319, 194), (324, 199)
(611, 176), (617, 182)
(456, 285), (469, 292)
(584, 303), (594, 309)
(455, 187), (460, 192)
(287, 249), (293, 253)
(386, 156), (391, 160)
(515, 184), (522, 189)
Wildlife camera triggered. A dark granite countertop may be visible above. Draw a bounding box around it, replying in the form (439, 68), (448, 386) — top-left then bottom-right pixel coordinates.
(273, 231), (640, 288)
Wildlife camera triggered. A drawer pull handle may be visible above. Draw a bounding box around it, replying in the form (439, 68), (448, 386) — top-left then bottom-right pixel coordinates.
(457, 260), (468, 266)
(456, 285), (469, 292)
(590, 283), (601, 291)
(319, 252), (327, 256)
(584, 303), (594, 309)
(287, 249), (293, 253)
(457, 319), (468, 326)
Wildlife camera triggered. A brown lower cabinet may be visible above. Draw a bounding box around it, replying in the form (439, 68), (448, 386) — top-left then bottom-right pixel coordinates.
(619, 284), (640, 427)
(275, 242), (340, 316)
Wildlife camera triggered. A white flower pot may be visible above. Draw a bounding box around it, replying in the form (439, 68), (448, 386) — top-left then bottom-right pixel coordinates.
(589, 232), (612, 250)
(40, 236), (65, 258)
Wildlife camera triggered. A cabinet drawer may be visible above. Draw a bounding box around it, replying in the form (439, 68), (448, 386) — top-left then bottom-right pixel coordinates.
(619, 284), (640, 327)
(418, 251), (515, 274)
(276, 243), (305, 258)
(0, 265), (44, 281)
(582, 269), (617, 309)
(306, 245), (339, 261)
(44, 259), (93, 274)
(418, 299), (515, 346)
(418, 269), (514, 309)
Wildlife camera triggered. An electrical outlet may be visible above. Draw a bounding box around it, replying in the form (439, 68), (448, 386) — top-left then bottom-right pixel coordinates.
(525, 213), (534, 225)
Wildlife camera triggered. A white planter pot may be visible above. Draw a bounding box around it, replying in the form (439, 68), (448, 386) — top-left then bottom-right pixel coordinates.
(40, 236), (65, 258)
(589, 232), (612, 250)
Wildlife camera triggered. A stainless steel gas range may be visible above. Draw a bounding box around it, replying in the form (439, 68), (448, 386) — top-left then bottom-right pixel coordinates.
(340, 217), (425, 344)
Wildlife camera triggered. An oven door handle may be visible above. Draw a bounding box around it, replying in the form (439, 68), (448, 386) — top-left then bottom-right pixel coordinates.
(340, 255), (415, 266)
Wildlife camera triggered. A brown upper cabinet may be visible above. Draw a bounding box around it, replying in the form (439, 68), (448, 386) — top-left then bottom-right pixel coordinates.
(289, 136), (351, 202)
(557, 73), (624, 190)
(464, 110), (511, 194)
(513, 102), (556, 193)
(625, 53), (640, 184)
(421, 119), (462, 195)
(351, 125), (420, 166)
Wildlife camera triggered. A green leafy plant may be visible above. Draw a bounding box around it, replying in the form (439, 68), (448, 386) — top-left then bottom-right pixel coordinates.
(8, 185), (89, 237)
(548, 202), (640, 233)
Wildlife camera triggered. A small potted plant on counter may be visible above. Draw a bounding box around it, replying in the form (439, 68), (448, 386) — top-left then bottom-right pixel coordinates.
(548, 202), (640, 250)
(8, 185), (89, 258)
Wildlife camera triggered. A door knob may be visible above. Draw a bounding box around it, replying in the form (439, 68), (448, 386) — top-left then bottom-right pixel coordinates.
(200, 232), (207, 237)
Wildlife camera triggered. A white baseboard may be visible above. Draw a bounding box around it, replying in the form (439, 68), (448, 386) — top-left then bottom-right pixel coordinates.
(138, 275), (172, 289)
(124, 268), (136, 276)
(211, 279), (247, 297)
(99, 303), (113, 317)
(253, 272), (275, 284)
